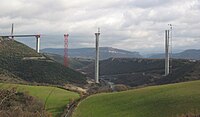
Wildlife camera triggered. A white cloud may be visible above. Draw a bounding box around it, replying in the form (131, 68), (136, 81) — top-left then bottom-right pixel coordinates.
(0, 0), (200, 54)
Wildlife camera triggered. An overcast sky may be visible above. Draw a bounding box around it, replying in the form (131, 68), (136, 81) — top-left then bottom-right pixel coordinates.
(0, 0), (200, 54)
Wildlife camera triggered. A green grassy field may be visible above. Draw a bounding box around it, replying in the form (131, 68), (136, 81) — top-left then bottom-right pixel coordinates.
(73, 80), (200, 117)
(0, 83), (79, 117)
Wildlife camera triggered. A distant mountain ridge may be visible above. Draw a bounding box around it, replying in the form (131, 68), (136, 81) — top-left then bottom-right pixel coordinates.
(149, 49), (200, 60)
(42, 47), (142, 60)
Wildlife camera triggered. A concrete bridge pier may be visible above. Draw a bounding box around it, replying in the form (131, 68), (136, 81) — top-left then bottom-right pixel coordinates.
(36, 35), (40, 53)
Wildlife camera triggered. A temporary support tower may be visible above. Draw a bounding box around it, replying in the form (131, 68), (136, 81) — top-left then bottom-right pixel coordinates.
(64, 34), (69, 67)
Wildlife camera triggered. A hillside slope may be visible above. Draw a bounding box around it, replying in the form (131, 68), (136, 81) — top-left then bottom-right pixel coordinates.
(45, 53), (94, 69)
(82, 58), (200, 87)
(0, 37), (87, 85)
(73, 80), (200, 117)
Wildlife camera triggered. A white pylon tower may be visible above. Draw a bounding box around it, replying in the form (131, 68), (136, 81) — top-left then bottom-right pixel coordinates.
(36, 35), (40, 53)
(165, 30), (170, 76)
(168, 24), (173, 73)
(95, 28), (100, 83)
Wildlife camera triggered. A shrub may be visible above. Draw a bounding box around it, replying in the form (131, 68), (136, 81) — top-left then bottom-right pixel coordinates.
(0, 88), (51, 117)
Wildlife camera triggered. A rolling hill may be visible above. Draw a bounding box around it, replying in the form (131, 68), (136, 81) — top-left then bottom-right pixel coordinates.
(73, 80), (200, 117)
(0, 37), (87, 85)
(42, 47), (142, 60)
(81, 58), (200, 87)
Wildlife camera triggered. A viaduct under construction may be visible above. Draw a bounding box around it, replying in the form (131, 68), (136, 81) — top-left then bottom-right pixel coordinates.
(0, 24), (102, 83)
(0, 24), (41, 53)
(0, 23), (173, 84)
(63, 28), (101, 84)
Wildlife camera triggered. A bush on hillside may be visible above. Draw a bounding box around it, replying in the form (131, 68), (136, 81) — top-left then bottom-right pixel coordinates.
(177, 111), (200, 117)
(178, 114), (200, 117)
(114, 84), (129, 91)
(0, 88), (51, 117)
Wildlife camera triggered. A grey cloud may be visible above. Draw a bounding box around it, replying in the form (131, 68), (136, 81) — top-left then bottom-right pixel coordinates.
(128, 0), (173, 8)
(0, 0), (200, 54)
